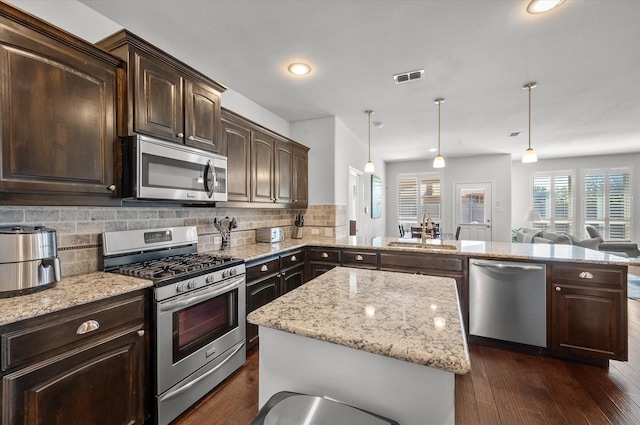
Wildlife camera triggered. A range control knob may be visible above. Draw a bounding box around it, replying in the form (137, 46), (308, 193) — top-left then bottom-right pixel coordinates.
(188, 280), (197, 289)
(206, 275), (214, 284)
(222, 270), (229, 278)
(230, 268), (237, 276)
(176, 282), (187, 292)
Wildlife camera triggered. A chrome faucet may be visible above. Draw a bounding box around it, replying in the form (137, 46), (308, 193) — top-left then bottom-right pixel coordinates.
(421, 211), (434, 244)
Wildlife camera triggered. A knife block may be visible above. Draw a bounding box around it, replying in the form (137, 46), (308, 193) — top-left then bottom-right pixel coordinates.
(292, 226), (303, 239)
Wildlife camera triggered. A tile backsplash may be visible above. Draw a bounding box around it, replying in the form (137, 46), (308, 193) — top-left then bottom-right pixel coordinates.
(0, 205), (346, 277)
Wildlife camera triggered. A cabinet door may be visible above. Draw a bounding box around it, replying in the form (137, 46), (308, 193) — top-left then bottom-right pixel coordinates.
(220, 116), (251, 202)
(551, 283), (626, 361)
(274, 140), (293, 204)
(310, 263), (336, 280)
(134, 53), (184, 142)
(0, 18), (119, 201)
(246, 276), (279, 349)
(184, 79), (221, 153)
(251, 131), (275, 203)
(281, 265), (305, 295)
(292, 146), (309, 207)
(2, 326), (145, 425)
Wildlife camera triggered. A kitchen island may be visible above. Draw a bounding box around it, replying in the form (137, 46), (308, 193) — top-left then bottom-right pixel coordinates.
(247, 266), (470, 425)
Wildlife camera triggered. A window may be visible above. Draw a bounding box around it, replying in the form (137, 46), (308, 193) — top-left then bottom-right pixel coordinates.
(584, 168), (632, 239)
(398, 173), (441, 227)
(531, 172), (574, 233)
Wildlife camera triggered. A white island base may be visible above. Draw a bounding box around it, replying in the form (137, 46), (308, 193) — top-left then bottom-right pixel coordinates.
(258, 327), (455, 425)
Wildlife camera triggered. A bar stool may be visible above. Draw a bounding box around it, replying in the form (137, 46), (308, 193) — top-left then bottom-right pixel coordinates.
(249, 391), (399, 425)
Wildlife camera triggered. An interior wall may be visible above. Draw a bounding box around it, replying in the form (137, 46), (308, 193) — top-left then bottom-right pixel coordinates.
(334, 118), (385, 239)
(385, 154), (512, 242)
(290, 117), (336, 205)
(511, 153), (640, 241)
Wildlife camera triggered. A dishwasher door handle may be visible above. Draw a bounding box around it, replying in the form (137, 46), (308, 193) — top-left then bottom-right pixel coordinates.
(470, 261), (544, 271)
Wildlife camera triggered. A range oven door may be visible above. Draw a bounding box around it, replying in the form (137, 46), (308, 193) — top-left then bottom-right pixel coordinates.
(123, 134), (227, 202)
(155, 274), (245, 395)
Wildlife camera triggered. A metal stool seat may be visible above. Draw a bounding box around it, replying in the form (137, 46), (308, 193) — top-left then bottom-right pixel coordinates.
(249, 391), (399, 425)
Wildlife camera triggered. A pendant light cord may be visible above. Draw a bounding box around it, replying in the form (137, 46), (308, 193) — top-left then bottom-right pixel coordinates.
(528, 85), (532, 150)
(437, 101), (441, 155)
(368, 111), (372, 161)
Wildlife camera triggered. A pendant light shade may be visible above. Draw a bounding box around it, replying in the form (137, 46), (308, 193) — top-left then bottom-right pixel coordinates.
(364, 110), (374, 173)
(433, 98), (445, 168)
(521, 82), (538, 163)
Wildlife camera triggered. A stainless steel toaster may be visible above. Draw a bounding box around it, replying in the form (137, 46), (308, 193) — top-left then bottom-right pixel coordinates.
(256, 227), (284, 243)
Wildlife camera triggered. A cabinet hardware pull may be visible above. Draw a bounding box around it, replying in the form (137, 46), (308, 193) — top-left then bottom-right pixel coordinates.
(188, 135), (195, 141)
(107, 184), (116, 192)
(291, 255), (297, 261)
(137, 330), (145, 337)
(282, 271), (286, 276)
(578, 271), (594, 279)
(355, 255), (364, 261)
(76, 320), (100, 335)
(555, 286), (562, 292)
(321, 253), (329, 258)
(261, 265), (268, 272)
(177, 132), (184, 138)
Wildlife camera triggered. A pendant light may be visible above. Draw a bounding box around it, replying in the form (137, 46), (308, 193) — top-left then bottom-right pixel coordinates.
(432, 98), (445, 168)
(522, 82), (538, 163)
(364, 110), (374, 173)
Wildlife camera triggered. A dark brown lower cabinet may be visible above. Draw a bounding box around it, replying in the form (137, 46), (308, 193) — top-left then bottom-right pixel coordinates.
(245, 249), (305, 350)
(0, 291), (148, 425)
(3, 328), (142, 425)
(246, 274), (279, 349)
(550, 264), (627, 362)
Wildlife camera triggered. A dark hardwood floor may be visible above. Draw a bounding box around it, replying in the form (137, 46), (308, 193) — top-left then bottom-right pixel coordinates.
(172, 299), (640, 425)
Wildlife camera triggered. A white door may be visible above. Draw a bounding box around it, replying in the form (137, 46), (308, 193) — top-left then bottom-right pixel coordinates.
(348, 167), (364, 237)
(454, 182), (493, 241)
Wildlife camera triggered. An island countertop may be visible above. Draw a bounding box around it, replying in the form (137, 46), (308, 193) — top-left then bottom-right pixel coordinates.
(247, 266), (471, 375)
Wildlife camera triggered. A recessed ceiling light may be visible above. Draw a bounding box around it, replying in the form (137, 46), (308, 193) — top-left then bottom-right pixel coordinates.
(287, 63), (311, 76)
(527, 0), (565, 14)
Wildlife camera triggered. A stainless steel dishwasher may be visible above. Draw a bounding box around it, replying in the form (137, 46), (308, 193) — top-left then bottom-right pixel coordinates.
(469, 259), (547, 347)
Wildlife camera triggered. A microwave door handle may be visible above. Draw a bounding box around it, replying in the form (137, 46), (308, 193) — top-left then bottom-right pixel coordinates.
(203, 160), (214, 198)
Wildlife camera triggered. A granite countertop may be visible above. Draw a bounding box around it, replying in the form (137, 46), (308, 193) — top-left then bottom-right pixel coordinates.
(247, 266), (471, 375)
(0, 273), (153, 326)
(221, 235), (635, 266)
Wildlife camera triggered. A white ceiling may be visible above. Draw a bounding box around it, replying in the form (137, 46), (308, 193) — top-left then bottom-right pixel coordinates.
(77, 0), (639, 163)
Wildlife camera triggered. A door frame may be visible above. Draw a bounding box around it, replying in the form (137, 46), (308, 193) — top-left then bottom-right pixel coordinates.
(348, 167), (364, 237)
(453, 180), (494, 242)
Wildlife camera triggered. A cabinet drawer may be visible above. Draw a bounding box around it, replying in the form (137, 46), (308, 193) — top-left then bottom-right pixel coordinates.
(379, 252), (464, 274)
(308, 248), (341, 263)
(342, 250), (378, 268)
(551, 264), (624, 289)
(281, 250), (305, 269)
(246, 257), (280, 282)
(2, 294), (144, 371)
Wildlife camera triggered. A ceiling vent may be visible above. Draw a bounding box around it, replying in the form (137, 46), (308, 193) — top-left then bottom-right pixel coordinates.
(393, 69), (424, 85)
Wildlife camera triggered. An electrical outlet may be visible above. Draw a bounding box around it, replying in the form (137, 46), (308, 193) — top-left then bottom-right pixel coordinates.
(213, 235), (221, 244)
(311, 228), (320, 235)
(324, 228), (333, 237)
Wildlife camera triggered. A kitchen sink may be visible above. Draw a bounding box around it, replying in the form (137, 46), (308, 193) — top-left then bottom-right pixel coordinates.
(387, 241), (458, 251)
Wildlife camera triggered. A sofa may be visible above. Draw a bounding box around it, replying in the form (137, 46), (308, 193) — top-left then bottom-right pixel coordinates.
(516, 228), (602, 250)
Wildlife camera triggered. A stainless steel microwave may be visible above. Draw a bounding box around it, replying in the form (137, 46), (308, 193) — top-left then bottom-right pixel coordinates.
(121, 134), (227, 203)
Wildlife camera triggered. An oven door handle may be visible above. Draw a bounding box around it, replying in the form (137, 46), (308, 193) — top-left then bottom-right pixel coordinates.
(159, 277), (243, 312)
(159, 341), (246, 402)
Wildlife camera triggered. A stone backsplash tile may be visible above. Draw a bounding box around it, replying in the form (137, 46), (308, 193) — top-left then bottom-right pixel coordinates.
(0, 205), (347, 277)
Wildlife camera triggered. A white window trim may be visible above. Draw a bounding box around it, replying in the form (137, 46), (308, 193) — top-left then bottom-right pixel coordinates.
(581, 167), (634, 240)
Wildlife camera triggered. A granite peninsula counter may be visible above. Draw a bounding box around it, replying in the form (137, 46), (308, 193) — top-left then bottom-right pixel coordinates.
(248, 266), (470, 425)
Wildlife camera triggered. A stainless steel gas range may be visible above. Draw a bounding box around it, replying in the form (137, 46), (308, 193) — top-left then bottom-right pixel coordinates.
(102, 226), (246, 425)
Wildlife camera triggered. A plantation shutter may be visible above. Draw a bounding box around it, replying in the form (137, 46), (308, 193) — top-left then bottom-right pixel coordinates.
(398, 176), (418, 224)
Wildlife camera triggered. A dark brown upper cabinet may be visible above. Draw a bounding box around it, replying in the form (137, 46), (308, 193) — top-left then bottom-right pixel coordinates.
(220, 112), (251, 202)
(0, 4), (123, 205)
(97, 30), (225, 153)
(217, 109), (309, 208)
(292, 145), (309, 207)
